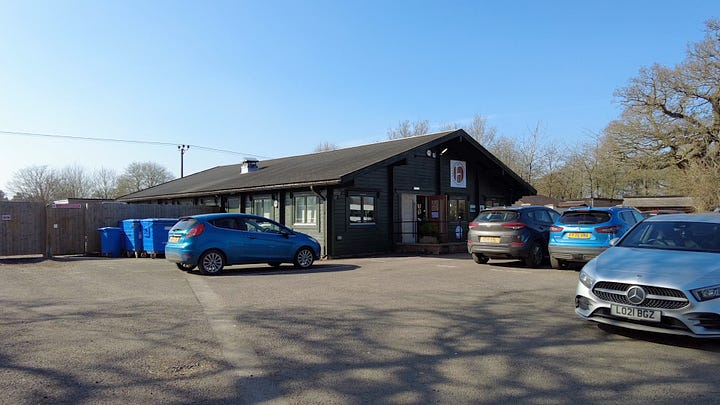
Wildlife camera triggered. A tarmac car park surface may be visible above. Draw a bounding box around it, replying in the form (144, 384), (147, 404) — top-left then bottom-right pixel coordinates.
(1, 255), (719, 404)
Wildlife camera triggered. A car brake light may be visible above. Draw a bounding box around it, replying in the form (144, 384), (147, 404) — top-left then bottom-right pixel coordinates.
(595, 225), (619, 234)
(549, 226), (563, 232)
(468, 221), (479, 228)
(502, 222), (526, 230)
(186, 223), (205, 238)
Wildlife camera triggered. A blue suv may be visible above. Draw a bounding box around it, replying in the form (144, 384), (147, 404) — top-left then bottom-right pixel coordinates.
(548, 206), (644, 268)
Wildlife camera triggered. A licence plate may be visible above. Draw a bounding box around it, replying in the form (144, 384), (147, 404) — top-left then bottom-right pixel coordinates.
(568, 232), (591, 239)
(480, 236), (501, 243)
(169, 235), (180, 243)
(610, 304), (661, 322)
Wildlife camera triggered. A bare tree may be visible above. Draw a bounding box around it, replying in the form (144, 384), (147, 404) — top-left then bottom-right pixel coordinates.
(314, 141), (338, 152)
(609, 19), (720, 202)
(466, 114), (497, 147)
(514, 122), (545, 184)
(489, 135), (522, 176)
(387, 120), (429, 139)
(116, 162), (174, 196)
(676, 152), (720, 211)
(91, 167), (119, 199)
(0, 189), (7, 201)
(438, 114), (498, 147)
(533, 141), (565, 199)
(56, 164), (93, 198)
(8, 165), (60, 203)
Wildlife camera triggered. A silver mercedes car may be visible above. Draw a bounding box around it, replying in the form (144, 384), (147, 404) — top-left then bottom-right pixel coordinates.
(575, 213), (720, 338)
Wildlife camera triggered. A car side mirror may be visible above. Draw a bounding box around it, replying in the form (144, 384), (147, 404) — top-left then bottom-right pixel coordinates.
(280, 230), (291, 239)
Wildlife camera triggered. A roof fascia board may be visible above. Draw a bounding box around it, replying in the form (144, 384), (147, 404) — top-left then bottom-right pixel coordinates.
(119, 179), (343, 202)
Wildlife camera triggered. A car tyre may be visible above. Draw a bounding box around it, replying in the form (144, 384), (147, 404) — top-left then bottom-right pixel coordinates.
(198, 250), (225, 275)
(471, 253), (489, 264)
(176, 262), (196, 271)
(293, 247), (315, 269)
(524, 241), (543, 268)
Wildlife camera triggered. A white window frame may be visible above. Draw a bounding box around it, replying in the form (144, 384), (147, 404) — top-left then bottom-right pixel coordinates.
(294, 195), (318, 225)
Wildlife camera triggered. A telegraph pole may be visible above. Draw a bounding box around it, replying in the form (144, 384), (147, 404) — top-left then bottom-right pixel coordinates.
(178, 144), (190, 177)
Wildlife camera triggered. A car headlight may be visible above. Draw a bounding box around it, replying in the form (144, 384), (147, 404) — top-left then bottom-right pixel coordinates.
(578, 271), (595, 289)
(691, 285), (720, 302)
(577, 259), (596, 289)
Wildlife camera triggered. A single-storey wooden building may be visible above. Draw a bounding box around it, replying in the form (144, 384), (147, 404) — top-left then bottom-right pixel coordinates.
(118, 130), (535, 258)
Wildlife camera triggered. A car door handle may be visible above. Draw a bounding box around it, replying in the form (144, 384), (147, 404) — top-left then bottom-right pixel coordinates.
(247, 235), (257, 239)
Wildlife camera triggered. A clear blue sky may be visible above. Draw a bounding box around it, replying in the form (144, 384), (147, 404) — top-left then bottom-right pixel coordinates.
(0, 1), (714, 197)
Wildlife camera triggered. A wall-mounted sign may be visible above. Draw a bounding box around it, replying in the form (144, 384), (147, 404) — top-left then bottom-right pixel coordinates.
(1, 214), (10, 221)
(450, 160), (466, 188)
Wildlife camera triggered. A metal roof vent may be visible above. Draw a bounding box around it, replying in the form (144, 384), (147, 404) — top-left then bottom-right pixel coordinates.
(241, 158), (259, 174)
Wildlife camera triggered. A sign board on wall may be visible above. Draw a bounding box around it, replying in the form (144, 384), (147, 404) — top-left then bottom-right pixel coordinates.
(450, 160), (466, 188)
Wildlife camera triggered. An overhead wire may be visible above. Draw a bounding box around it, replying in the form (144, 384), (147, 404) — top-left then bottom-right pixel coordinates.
(0, 130), (271, 159)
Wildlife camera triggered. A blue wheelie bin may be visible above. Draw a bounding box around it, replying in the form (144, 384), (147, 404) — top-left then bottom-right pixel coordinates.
(98, 227), (123, 258)
(141, 218), (178, 258)
(120, 219), (144, 258)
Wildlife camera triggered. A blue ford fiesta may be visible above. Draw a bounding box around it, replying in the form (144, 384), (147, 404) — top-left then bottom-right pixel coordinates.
(165, 213), (321, 275)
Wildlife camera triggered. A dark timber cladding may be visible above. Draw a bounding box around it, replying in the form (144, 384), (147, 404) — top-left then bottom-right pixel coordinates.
(117, 130), (535, 258)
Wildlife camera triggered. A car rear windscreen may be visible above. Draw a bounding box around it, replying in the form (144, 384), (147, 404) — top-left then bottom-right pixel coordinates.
(170, 218), (197, 231)
(558, 211), (611, 225)
(474, 210), (519, 222)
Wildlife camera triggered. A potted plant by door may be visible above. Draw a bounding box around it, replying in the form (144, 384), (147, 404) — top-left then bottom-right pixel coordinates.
(419, 222), (439, 244)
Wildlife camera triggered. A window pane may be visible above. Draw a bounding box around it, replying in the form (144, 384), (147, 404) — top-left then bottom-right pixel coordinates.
(295, 197), (305, 223)
(457, 200), (467, 220)
(349, 195), (375, 224)
(449, 200), (458, 219)
(263, 200), (273, 219)
(364, 196), (375, 223)
(307, 197), (317, 224)
(294, 196), (317, 224)
(350, 196), (362, 223)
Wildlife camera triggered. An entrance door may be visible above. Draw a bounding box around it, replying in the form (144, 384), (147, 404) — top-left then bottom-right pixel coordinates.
(400, 194), (417, 243)
(427, 195), (447, 242)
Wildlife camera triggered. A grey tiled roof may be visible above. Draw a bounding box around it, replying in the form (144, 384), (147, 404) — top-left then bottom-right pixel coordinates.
(118, 130), (531, 201)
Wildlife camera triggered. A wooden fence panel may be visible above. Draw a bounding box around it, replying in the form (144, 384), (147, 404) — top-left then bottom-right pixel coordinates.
(81, 203), (222, 256)
(2, 202), (221, 257)
(0, 202), (46, 256)
(46, 204), (86, 256)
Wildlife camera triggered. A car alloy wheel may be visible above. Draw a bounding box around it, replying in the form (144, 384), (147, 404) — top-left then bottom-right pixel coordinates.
(294, 247), (315, 268)
(199, 250), (225, 275)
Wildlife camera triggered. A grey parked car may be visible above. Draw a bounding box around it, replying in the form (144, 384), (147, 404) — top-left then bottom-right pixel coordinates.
(467, 206), (560, 267)
(576, 213), (720, 338)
